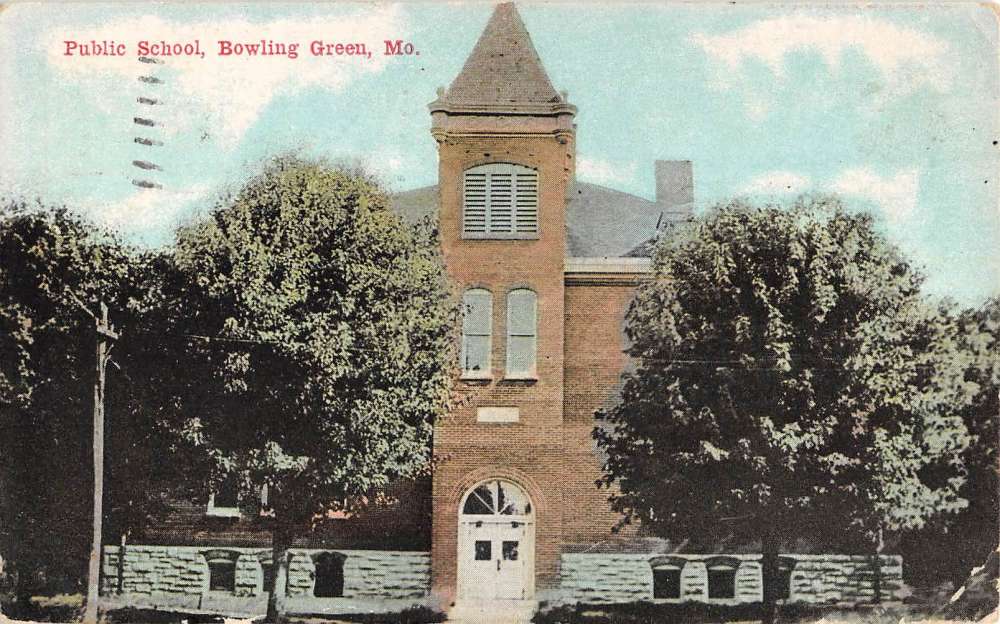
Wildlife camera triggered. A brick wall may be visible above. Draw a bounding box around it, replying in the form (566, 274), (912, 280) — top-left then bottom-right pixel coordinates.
(562, 278), (641, 548)
(141, 477), (431, 550)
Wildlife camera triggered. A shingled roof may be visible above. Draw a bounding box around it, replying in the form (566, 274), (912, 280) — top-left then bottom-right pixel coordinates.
(444, 3), (562, 105)
(389, 183), (687, 258)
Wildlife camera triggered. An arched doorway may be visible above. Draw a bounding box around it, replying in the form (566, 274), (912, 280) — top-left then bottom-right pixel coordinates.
(457, 479), (535, 601)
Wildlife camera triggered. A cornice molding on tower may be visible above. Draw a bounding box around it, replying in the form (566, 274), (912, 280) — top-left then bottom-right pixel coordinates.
(428, 99), (577, 117)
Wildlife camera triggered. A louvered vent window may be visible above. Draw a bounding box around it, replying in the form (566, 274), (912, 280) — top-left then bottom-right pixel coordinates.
(463, 164), (539, 238)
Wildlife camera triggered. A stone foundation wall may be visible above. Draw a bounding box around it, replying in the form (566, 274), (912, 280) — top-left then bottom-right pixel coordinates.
(786, 554), (903, 604)
(102, 545), (902, 612)
(558, 553), (903, 606)
(101, 544), (430, 610)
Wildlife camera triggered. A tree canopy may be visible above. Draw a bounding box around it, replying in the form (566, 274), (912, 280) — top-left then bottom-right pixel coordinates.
(0, 201), (176, 609)
(899, 297), (999, 588)
(0, 160), (457, 620)
(595, 195), (977, 611)
(163, 157), (455, 620)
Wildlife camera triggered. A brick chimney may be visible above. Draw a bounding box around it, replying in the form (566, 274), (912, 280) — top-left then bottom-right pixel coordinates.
(654, 160), (694, 221)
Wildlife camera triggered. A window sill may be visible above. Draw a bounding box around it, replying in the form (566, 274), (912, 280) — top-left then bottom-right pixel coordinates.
(460, 372), (493, 383)
(461, 232), (540, 241)
(206, 508), (241, 518)
(501, 375), (537, 384)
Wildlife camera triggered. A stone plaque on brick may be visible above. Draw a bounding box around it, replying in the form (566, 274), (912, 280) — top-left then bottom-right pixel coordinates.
(476, 407), (519, 423)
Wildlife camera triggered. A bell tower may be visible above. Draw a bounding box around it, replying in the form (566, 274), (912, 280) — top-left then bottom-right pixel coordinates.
(428, 2), (576, 608)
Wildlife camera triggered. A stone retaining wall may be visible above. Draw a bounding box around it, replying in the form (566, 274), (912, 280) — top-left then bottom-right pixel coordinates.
(558, 553), (903, 606)
(100, 544), (430, 612)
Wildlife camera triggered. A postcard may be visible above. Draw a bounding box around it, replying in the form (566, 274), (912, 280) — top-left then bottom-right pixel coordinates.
(0, 3), (997, 624)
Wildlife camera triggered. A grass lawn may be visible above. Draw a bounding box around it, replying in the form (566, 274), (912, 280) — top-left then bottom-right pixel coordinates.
(3, 595), (992, 624)
(0, 596), (444, 624)
(103, 606), (444, 624)
(0, 593), (86, 622)
(529, 602), (968, 624)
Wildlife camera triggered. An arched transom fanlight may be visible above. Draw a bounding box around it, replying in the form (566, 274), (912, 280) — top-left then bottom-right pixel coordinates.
(462, 479), (532, 517)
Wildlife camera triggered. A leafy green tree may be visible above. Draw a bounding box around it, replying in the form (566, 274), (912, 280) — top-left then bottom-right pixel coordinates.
(596, 196), (975, 621)
(167, 157), (455, 622)
(0, 200), (177, 614)
(898, 298), (998, 592)
(956, 298), (1000, 574)
(960, 298), (999, 490)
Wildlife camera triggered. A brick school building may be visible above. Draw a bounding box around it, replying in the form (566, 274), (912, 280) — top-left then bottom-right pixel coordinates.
(100, 4), (901, 619)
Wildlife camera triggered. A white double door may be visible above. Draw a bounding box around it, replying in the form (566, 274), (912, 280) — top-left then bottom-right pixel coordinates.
(459, 519), (532, 601)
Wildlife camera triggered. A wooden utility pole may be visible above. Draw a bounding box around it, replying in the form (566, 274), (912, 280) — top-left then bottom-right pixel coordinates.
(872, 525), (884, 604)
(83, 302), (118, 624)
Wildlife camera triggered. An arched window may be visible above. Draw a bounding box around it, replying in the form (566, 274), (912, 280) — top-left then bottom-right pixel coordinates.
(706, 557), (739, 599)
(461, 289), (492, 377)
(202, 550), (238, 594)
(506, 289), (537, 378)
(312, 552), (346, 598)
(650, 557), (686, 600)
(463, 163), (539, 238)
(461, 480), (532, 517)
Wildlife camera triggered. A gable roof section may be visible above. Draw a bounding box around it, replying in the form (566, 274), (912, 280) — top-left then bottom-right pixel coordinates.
(389, 185), (439, 225)
(389, 182), (685, 258)
(444, 3), (562, 105)
(565, 182), (660, 258)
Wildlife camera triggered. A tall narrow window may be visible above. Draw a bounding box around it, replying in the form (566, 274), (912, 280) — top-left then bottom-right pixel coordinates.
(461, 289), (492, 377)
(506, 289), (537, 378)
(463, 163), (539, 238)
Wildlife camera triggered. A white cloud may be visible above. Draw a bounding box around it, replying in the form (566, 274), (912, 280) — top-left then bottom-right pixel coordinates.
(85, 183), (211, 235)
(576, 157), (637, 187)
(365, 147), (406, 176)
(737, 167), (920, 223)
(742, 171), (811, 195)
(828, 167), (920, 223)
(43, 8), (406, 148)
(691, 14), (951, 101)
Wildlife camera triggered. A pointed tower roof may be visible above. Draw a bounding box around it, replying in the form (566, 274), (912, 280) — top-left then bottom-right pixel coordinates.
(444, 3), (563, 106)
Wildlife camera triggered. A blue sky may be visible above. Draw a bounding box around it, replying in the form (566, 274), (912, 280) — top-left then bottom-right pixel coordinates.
(1, 2), (997, 304)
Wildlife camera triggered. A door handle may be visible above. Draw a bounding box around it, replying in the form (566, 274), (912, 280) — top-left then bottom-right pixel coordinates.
(497, 559), (500, 571)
